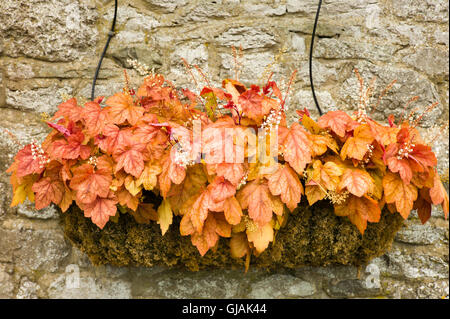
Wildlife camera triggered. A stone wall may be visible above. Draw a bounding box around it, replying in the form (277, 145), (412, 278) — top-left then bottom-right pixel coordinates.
(0, 0), (448, 299)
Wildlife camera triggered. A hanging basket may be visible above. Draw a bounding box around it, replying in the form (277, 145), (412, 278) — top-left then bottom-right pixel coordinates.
(61, 200), (404, 271)
(7, 0), (448, 274)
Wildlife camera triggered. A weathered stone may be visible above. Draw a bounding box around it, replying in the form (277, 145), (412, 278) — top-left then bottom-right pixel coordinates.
(1, 219), (71, 273)
(132, 269), (249, 298)
(216, 27), (277, 50)
(243, 1), (287, 16)
(16, 277), (39, 299)
(5, 82), (74, 114)
(17, 202), (60, 220)
(183, 0), (237, 22)
(315, 38), (401, 63)
(0, 228), (19, 263)
(391, 0), (449, 23)
(248, 274), (316, 298)
(143, 0), (188, 13)
(401, 47), (449, 80)
(416, 280), (449, 299)
(105, 5), (161, 45)
(338, 61), (443, 126)
(0, 263), (15, 298)
(47, 271), (132, 299)
(169, 41), (210, 86)
(0, 0), (98, 61)
(382, 278), (449, 299)
(395, 222), (445, 245)
(326, 279), (381, 298)
(376, 249), (449, 280)
(220, 51), (287, 84)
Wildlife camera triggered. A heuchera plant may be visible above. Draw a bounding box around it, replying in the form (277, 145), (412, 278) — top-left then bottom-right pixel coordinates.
(7, 64), (449, 266)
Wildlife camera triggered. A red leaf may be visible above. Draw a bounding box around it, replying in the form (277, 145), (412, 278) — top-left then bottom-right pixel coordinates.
(339, 168), (374, 197)
(51, 98), (83, 123)
(14, 144), (45, 177)
(113, 134), (145, 178)
(215, 163), (245, 185)
(50, 130), (91, 160)
(69, 164), (112, 204)
(267, 164), (303, 211)
(317, 110), (358, 137)
(207, 176), (236, 203)
(32, 177), (64, 210)
(238, 180), (273, 226)
(82, 101), (109, 136)
(79, 191), (118, 229)
(279, 123), (312, 174)
(46, 122), (71, 137)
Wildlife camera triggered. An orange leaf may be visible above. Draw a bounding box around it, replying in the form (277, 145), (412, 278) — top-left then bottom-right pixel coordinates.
(317, 110), (358, 137)
(130, 203), (158, 224)
(51, 98), (83, 123)
(383, 172), (418, 219)
(32, 177), (64, 210)
(215, 163), (245, 185)
(309, 134), (339, 156)
(190, 213), (230, 256)
(305, 184), (326, 205)
(429, 173), (449, 219)
(334, 195), (381, 234)
(50, 130), (91, 160)
(239, 87), (273, 123)
(208, 176), (236, 204)
(339, 168), (374, 197)
(69, 164), (112, 204)
(340, 124), (374, 161)
(106, 92), (144, 126)
(81, 101), (109, 136)
(167, 165), (207, 213)
(366, 118), (397, 146)
(223, 196), (243, 225)
(79, 191), (118, 229)
(59, 186), (73, 213)
(347, 210), (367, 235)
(230, 232), (250, 258)
(113, 134), (145, 178)
(414, 194), (432, 224)
(246, 222), (274, 254)
(188, 190), (211, 233)
(279, 123), (312, 175)
(116, 186), (139, 211)
(13, 144), (45, 178)
(267, 163), (303, 211)
(237, 180), (273, 226)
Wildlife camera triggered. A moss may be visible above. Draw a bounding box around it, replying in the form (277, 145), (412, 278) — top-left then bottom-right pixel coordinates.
(61, 200), (404, 271)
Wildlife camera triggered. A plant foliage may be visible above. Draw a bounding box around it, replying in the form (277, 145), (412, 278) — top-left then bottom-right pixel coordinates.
(7, 65), (448, 267)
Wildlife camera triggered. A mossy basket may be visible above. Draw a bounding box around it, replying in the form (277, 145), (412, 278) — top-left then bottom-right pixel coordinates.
(61, 199), (404, 271)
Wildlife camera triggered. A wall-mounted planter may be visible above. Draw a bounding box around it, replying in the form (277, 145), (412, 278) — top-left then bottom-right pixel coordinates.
(62, 200), (404, 271)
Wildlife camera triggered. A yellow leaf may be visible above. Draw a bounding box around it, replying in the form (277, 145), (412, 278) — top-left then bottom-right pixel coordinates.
(340, 124), (374, 161)
(157, 199), (173, 235)
(305, 184), (326, 205)
(230, 232), (250, 258)
(11, 175), (36, 207)
(383, 172), (418, 219)
(136, 162), (162, 190)
(124, 175), (142, 196)
(246, 222), (274, 253)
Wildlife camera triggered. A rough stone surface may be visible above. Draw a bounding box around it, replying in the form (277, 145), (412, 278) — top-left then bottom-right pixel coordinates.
(0, 0), (448, 299)
(248, 275), (316, 298)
